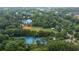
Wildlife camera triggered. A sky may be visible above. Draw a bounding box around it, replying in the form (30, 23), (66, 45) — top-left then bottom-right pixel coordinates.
(0, 0), (79, 7)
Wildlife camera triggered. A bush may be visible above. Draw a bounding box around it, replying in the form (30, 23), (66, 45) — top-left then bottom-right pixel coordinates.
(47, 40), (79, 51)
(38, 30), (51, 37)
(4, 39), (27, 51)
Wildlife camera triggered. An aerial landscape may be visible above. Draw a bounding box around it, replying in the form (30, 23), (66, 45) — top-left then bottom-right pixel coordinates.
(0, 7), (79, 51)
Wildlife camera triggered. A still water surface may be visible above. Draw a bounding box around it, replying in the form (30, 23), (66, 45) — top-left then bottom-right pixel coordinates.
(24, 36), (41, 44)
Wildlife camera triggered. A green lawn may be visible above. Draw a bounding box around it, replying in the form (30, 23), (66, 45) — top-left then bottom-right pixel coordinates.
(30, 27), (57, 33)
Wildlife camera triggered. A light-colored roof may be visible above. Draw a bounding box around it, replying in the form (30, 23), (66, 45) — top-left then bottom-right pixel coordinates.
(22, 19), (32, 24)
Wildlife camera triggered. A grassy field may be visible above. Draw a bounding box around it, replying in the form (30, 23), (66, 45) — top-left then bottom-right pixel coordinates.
(5, 27), (57, 36)
(31, 27), (54, 32)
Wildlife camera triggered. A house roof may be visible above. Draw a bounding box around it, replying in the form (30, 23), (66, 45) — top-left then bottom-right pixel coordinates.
(72, 12), (79, 16)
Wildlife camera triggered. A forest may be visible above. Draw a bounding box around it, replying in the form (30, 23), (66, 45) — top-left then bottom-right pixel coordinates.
(0, 7), (79, 51)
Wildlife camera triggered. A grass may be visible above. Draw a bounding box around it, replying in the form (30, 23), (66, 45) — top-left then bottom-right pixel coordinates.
(74, 16), (79, 19)
(30, 27), (54, 32)
(6, 26), (57, 35)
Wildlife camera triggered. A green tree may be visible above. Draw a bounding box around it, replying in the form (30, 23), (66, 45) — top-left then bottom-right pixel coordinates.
(4, 39), (27, 51)
(47, 40), (79, 51)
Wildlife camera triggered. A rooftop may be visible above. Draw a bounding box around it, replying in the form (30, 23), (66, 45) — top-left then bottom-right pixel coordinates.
(72, 12), (79, 16)
(22, 19), (32, 24)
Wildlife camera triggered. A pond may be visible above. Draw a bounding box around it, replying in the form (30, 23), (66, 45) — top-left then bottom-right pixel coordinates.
(24, 36), (47, 44)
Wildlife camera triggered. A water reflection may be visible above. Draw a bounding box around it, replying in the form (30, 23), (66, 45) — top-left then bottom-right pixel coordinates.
(24, 36), (47, 44)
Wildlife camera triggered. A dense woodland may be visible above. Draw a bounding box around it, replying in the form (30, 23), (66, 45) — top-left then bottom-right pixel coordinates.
(0, 7), (79, 51)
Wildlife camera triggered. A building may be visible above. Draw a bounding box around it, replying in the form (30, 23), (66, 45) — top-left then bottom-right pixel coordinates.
(22, 18), (32, 30)
(72, 12), (79, 19)
(71, 12), (79, 16)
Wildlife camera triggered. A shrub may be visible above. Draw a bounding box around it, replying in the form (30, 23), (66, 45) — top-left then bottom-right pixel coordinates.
(47, 40), (79, 51)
